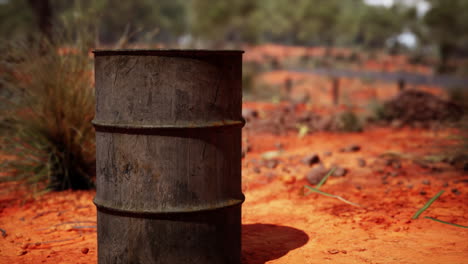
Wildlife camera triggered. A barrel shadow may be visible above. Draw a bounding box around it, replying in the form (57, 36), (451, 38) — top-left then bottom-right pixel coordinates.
(242, 223), (309, 264)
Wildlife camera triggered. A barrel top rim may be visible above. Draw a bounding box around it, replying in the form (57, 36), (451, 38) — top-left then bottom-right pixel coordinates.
(93, 49), (244, 56)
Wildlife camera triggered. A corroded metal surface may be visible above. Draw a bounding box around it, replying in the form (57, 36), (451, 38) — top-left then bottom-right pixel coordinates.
(93, 50), (244, 264)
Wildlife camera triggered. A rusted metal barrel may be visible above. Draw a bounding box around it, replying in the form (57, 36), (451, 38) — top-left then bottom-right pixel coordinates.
(93, 50), (244, 264)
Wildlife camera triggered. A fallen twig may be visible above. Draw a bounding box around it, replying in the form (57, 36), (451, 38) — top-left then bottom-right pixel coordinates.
(424, 217), (468, 229)
(0, 228), (7, 237)
(316, 167), (336, 189)
(304, 186), (362, 207)
(412, 190), (445, 219)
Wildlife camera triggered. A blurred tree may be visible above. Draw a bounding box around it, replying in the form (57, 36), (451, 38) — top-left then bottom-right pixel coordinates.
(424, 0), (468, 73)
(0, 0), (35, 39)
(27, 0), (54, 39)
(257, 0), (341, 45)
(189, 0), (260, 46)
(355, 4), (415, 50)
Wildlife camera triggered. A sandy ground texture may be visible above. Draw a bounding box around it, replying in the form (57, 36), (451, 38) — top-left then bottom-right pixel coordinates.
(1, 123), (467, 264)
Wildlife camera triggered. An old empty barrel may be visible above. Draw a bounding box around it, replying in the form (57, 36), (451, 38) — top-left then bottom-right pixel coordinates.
(93, 50), (244, 264)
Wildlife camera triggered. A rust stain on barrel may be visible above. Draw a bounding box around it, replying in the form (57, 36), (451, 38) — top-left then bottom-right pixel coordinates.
(93, 49), (244, 264)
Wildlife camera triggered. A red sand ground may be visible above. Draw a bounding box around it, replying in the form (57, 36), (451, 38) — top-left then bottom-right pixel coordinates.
(1, 124), (467, 264)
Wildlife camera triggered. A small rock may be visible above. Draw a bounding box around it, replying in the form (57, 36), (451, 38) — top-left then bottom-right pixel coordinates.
(443, 182), (449, 187)
(407, 184), (413, 189)
(301, 154), (320, 166)
(242, 109), (258, 121)
(327, 249), (340, 254)
(264, 159), (279, 169)
(332, 166), (348, 177)
(341, 250), (347, 254)
(420, 191), (427, 196)
(265, 172), (277, 180)
(20, 243), (29, 250)
(451, 188), (461, 195)
(17, 250), (27, 256)
(323, 151), (332, 157)
(392, 162), (402, 169)
(280, 175), (296, 184)
(357, 158), (366, 167)
(355, 185), (362, 190)
(253, 167), (261, 174)
(422, 180), (431, 185)
(390, 172), (398, 177)
(275, 142), (284, 150)
(81, 247), (89, 254)
(306, 164), (328, 185)
(341, 144), (361, 152)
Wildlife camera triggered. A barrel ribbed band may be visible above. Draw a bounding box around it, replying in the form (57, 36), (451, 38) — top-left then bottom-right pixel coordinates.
(92, 120), (245, 134)
(94, 195), (245, 217)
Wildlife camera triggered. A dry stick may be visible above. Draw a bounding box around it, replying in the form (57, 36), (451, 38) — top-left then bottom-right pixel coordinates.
(316, 167), (337, 189)
(0, 228), (7, 237)
(303, 167), (337, 196)
(304, 186), (362, 207)
(412, 190), (445, 219)
(424, 217), (468, 229)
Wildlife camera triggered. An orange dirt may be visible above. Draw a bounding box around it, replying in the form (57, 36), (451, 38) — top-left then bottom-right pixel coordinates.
(1, 122), (467, 263)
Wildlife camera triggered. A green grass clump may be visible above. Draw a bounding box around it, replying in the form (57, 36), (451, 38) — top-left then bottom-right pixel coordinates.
(0, 34), (95, 192)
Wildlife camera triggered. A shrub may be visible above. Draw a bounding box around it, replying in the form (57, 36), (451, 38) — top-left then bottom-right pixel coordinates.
(0, 34), (95, 192)
(336, 110), (363, 132)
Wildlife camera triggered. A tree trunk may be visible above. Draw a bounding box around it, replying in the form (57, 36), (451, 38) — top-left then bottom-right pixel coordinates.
(27, 0), (53, 39)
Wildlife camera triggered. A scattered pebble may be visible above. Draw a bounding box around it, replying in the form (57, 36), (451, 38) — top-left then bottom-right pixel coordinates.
(420, 191), (427, 196)
(422, 180), (431, 185)
(443, 182), (449, 187)
(323, 151), (332, 157)
(275, 142), (284, 150)
(451, 188), (461, 195)
(341, 144), (361, 152)
(392, 162), (402, 169)
(81, 247), (89, 254)
(21, 243), (29, 250)
(17, 250), (27, 256)
(355, 185), (362, 190)
(390, 172), (398, 177)
(265, 172), (277, 180)
(306, 164), (328, 185)
(301, 154), (320, 166)
(242, 109), (258, 121)
(407, 184), (413, 189)
(280, 175), (296, 184)
(264, 159), (279, 169)
(327, 249), (340, 254)
(332, 166), (348, 177)
(253, 167), (261, 174)
(357, 158), (366, 167)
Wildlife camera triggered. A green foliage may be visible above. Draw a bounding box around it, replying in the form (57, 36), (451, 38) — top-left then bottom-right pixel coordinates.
(0, 32), (95, 191)
(368, 100), (390, 122)
(189, 0), (261, 45)
(336, 110), (363, 132)
(0, 0), (35, 39)
(424, 0), (468, 72)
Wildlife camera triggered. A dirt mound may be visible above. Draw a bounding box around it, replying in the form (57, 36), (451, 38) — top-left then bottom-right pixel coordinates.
(382, 90), (464, 125)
